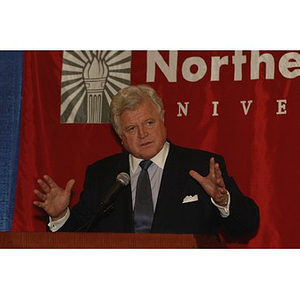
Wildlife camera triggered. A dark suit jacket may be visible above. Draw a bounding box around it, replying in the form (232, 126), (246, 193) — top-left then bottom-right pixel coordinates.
(60, 143), (259, 237)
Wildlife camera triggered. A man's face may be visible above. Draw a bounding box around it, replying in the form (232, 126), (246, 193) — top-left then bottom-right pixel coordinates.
(118, 98), (167, 160)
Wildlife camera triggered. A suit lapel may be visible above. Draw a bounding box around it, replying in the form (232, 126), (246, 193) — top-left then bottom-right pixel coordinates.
(151, 144), (186, 231)
(110, 152), (135, 232)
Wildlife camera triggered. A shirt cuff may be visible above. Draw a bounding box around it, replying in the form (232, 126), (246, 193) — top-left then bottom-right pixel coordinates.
(211, 191), (230, 218)
(48, 207), (70, 232)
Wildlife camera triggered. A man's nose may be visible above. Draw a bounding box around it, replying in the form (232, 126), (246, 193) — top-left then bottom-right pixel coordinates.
(137, 126), (148, 138)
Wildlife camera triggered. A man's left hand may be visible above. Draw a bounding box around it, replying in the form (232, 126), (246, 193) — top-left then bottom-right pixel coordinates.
(189, 157), (229, 206)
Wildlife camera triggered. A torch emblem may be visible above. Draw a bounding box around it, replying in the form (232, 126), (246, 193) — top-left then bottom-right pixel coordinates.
(61, 51), (131, 123)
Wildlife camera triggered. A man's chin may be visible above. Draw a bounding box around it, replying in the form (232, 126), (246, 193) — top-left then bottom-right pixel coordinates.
(138, 148), (157, 160)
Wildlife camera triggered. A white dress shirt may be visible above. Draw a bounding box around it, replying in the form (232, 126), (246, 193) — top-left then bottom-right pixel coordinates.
(129, 141), (170, 210)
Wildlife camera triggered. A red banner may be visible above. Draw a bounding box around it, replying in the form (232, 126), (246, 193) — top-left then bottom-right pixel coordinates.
(13, 51), (300, 248)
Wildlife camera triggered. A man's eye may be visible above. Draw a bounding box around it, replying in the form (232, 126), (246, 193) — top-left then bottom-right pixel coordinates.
(145, 120), (154, 127)
(127, 127), (135, 132)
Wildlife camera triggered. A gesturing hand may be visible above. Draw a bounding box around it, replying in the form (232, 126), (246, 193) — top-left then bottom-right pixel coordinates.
(33, 175), (75, 220)
(189, 157), (229, 206)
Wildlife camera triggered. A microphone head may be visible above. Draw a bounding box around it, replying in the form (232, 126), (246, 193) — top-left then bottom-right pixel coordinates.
(116, 172), (130, 186)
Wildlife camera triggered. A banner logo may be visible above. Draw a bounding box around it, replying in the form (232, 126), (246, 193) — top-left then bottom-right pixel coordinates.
(60, 51), (131, 123)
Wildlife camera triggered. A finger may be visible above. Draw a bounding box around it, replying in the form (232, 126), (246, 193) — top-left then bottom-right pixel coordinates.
(209, 157), (216, 175)
(215, 177), (227, 195)
(216, 175), (225, 186)
(33, 189), (47, 201)
(36, 178), (50, 193)
(214, 162), (222, 178)
(65, 179), (75, 193)
(34, 185), (48, 199)
(189, 170), (204, 184)
(43, 175), (58, 189)
(212, 161), (223, 181)
(220, 188), (227, 195)
(33, 200), (45, 209)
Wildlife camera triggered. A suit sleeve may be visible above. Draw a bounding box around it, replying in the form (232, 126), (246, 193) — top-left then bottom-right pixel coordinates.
(215, 155), (260, 237)
(57, 164), (100, 232)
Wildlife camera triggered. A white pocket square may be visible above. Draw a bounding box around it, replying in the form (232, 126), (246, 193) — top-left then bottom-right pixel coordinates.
(182, 195), (199, 204)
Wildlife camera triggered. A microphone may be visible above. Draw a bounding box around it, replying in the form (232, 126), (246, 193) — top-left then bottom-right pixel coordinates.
(77, 172), (130, 232)
(99, 172), (130, 208)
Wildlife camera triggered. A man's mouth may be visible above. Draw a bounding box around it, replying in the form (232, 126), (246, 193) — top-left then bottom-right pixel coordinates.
(140, 141), (152, 147)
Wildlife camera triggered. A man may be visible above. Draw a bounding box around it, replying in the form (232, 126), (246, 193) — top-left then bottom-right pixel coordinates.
(34, 84), (259, 237)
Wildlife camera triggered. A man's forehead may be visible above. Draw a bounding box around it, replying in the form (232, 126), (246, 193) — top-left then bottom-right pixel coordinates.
(121, 100), (156, 116)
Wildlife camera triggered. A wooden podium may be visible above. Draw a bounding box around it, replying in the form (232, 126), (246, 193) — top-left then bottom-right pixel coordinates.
(0, 232), (225, 249)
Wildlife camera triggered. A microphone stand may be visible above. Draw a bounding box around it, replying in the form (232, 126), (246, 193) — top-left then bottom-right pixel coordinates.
(75, 200), (116, 232)
(75, 172), (130, 232)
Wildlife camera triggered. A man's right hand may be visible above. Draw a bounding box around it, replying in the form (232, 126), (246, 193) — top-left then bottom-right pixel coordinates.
(33, 175), (75, 220)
